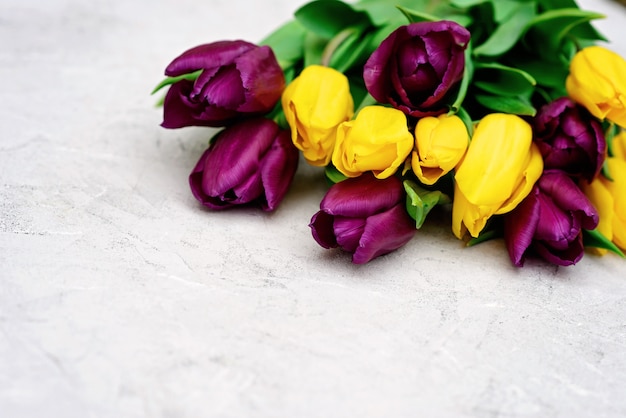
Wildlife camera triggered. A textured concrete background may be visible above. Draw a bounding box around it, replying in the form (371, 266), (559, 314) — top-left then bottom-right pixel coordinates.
(1, 0), (625, 417)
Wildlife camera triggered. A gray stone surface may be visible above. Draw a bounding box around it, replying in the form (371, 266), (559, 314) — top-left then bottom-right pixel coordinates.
(1, 0), (625, 417)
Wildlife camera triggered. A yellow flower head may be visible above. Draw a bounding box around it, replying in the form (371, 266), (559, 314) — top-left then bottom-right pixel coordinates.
(581, 157), (626, 252)
(411, 114), (469, 185)
(452, 113), (543, 238)
(566, 46), (626, 129)
(281, 65), (354, 166)
(332, 106), (413, 179)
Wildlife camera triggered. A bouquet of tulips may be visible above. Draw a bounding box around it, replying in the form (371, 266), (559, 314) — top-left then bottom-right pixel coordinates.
(153, 0), (626, 266)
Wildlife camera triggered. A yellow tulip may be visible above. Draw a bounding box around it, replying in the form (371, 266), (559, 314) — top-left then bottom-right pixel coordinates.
(332, 106), (413, 179)
(581, 157), (626, 252)
(281, 65), (354, 166)
(452, 114), (543, 238)
(411, 114), (469, 185)
(566, 46), (626, 129)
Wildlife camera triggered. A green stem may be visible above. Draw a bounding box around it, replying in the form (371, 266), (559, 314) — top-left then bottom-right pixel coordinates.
(321, 27), (357, 67)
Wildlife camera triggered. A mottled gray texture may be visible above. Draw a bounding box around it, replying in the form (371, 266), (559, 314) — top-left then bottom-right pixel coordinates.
(1, 0), (625, 417)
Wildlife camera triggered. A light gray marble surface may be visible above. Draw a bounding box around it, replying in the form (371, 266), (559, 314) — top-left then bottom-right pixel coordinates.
(1, 0), (625, 417)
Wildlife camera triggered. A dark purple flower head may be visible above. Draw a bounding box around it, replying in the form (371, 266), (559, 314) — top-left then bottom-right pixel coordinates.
(533, 97), (606, 181)
(189, 118), (298, 211)
(309, 173), (416, 264)
(162, 40), (285, 129)
(504, 170), (599, 267)
(363, 21), (470, 118)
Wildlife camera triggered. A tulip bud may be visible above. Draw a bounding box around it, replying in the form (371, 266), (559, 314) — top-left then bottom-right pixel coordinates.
(162, 40), (285, 129)
(332, 106), (413, 179)
(504, 170), (599, 266)
(281, 65), (354, 166)
(309, 173), (416, 264)
(566, 46), (626, 129)
(580, 157), (626, 252)
(533, 97), (606, 181)
(411, 114), (469, 185)
(189, 118), (298, 211)
(453, 114), (543, 238)
(363, 20), (470, 118)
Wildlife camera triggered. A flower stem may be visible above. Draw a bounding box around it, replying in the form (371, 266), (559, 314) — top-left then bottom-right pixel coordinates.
(321, 27), (357, 67)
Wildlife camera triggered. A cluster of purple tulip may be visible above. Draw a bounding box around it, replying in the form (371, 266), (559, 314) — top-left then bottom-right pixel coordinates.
(155, 8), (626, 267)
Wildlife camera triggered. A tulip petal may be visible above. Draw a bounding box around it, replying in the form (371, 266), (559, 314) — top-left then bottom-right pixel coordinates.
(533, 234), (584, 266)
(165, 40), (256, 77)
(456, 114), (535, 206)
(353, 204), (416, 264)
(496, 142), (544, 215)
(533, 192), (580, 248)
(600, 158), (626, 250)
(309, 211), (338, 249)
(504, 187), (541, 267)
(320, 174), (404, 218)
(363, 30), (399, 103)
(538, 171), (598, 231)
(334, 216), (367, 253)
(235, 46), (286, 112)
(199, 65), (246, 109)
(259, 130), (299, 211)
(580, 178), (614, 255)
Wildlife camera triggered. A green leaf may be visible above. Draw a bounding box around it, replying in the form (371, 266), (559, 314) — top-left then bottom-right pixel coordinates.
(403, 180), (451, 229)
(397, 3), (474, 26)
(509, 56), (568, 90)
(523, 8), (606, 60)
(537, 0), (607, 42)
(605, 122), (618, 158)
(396, 5), (440, 23)
(450, 0), (488, 8)
(492, 0), (530, 23)
(473, 2), (536, 57)
(325, 164), (348, 184)
(475, 94), (537, 116)
(151, 70), (202, 95)
(259, 20), (307, 69)
(354, 92), (378, 114)
(326, 28), (376, 72)
(473, 62), (536, 97)
(443, 14), (473, 28)
(295, 0), (371, 39)
(466, 228), (502, 246)
(303, 31), (327, 67)
(354, 0), (428, 26)
(583, 229), (626, 258)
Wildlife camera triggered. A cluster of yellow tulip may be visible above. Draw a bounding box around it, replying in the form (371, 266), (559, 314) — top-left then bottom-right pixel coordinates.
(582, 132), (626, 253)
(281, 45), (626, 261)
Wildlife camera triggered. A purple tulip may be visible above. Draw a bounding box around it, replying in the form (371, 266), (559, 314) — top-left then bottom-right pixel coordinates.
(189, 118), (298, 211)
(533, 97), (606, 181)
(363, 21), (470, 118)
(309, 173), (416, 264)
(162, 40), (285, 129)
(504, 170), (598, 267)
